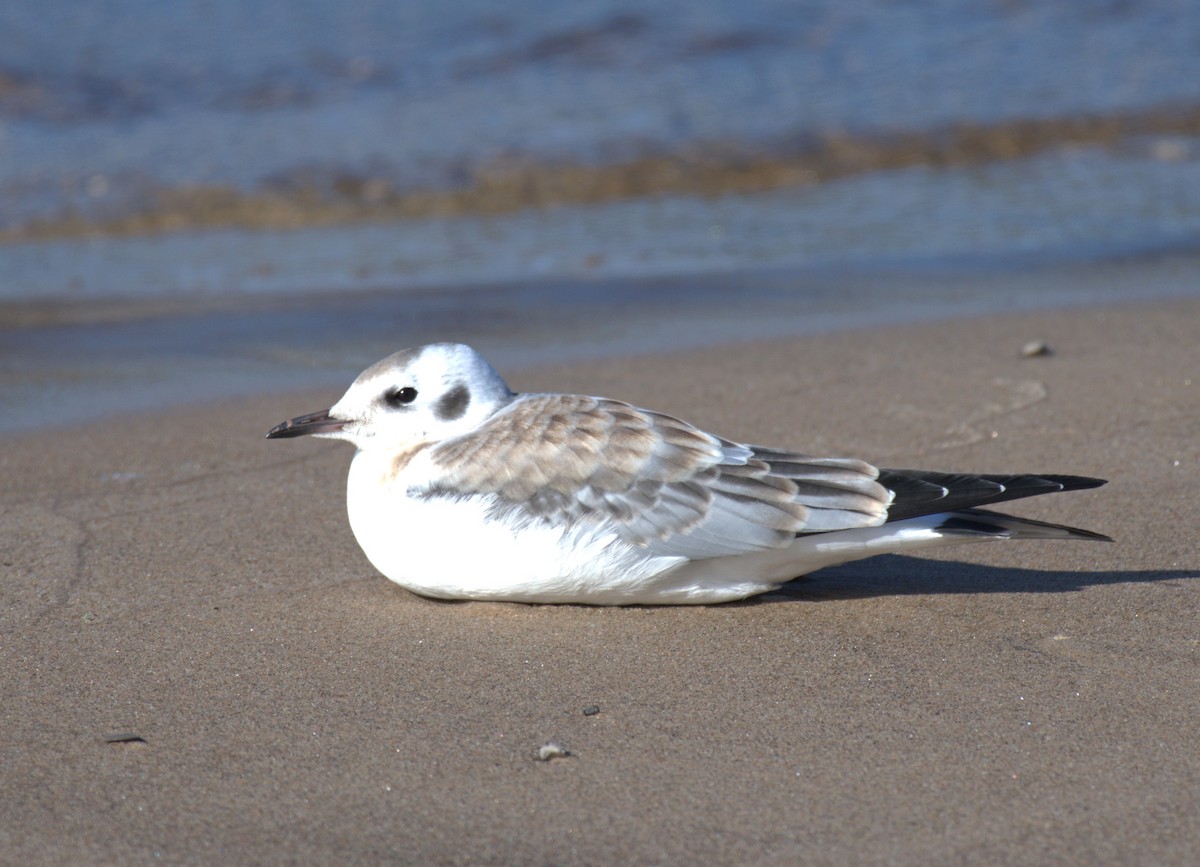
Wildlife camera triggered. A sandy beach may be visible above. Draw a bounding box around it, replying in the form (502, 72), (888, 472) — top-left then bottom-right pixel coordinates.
(2, 296), (1197, 864)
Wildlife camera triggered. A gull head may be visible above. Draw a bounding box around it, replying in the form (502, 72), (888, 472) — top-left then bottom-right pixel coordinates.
(266, 343), (515, 451)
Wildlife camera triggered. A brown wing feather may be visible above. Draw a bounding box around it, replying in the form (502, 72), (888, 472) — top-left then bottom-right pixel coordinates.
(424, 394), (892, 554)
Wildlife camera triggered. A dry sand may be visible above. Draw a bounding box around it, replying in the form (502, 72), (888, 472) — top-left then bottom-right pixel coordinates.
(2, 297), (1197, 864)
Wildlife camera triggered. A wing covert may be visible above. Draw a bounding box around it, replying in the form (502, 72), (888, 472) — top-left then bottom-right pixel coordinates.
(422, 394), (892, 557)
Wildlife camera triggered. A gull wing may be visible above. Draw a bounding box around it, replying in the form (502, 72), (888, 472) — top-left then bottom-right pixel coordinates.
(420, 394), (891, 558)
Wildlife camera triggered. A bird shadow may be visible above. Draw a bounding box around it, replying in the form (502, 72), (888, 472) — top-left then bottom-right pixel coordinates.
(749, 555), (1198, 603)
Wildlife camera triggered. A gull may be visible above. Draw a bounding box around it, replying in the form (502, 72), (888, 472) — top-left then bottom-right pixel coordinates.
(267, 343), (1109, 605)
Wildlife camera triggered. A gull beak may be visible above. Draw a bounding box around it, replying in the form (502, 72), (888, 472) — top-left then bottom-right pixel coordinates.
(266, 409), (347, 439)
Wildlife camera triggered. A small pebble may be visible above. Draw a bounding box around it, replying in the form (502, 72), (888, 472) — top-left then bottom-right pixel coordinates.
(535, 742), (571, 761)
(1020, 340), (1053, 358)
(583, 705), (600, 716)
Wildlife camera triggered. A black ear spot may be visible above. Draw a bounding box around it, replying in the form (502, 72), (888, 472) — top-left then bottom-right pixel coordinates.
(435, 383), (471, 421)
(384, 386), (418, 408)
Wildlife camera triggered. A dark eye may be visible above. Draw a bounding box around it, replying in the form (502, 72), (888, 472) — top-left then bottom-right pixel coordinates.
(384, 386), (418, 408)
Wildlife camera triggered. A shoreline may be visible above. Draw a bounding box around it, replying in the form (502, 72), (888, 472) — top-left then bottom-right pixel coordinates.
(4, 237), (1199, 329)
(6, 104), (1200, 244)
(4, 247), (1200, 436)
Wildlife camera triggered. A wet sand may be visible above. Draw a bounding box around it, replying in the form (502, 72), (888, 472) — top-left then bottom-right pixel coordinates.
(2, 297), (1197, 864)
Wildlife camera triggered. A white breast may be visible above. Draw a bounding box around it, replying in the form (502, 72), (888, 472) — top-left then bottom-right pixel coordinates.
(343, 447), (689, 603)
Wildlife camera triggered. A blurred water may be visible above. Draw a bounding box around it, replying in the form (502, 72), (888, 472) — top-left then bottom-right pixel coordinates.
(6, 143), (1200, 304)
(3, 250), (1197, 434)
(2, 0), (1199, 240)
(3, 1), (1200, 431)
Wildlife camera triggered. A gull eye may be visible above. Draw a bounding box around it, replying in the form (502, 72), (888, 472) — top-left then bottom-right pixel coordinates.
(384, 386), (418, 408)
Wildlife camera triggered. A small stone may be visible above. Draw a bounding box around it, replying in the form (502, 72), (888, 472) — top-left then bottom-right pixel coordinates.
(583, 705), (600, 716)
(1020, 340), (1053, 358)
(535, 742), (571, 761)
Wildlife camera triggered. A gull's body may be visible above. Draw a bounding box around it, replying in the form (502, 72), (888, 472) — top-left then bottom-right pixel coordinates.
(268, 343), (1108, 605)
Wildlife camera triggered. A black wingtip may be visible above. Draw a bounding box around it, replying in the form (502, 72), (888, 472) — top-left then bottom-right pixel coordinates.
(1045, 475), (1107, 492)
(939, 508), (1113, 542)
(880, 470), (1109, 523)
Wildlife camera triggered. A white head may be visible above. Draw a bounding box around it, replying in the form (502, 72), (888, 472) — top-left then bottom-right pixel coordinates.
(267, 343), (515, 451)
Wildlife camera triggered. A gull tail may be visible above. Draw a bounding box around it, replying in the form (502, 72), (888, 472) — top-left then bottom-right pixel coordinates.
(874, 470), (1110, 541)
(933, 508), (1113, 542)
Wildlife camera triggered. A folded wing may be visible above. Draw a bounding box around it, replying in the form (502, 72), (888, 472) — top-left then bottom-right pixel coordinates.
(422, 395), (892, 558)
(422, 395), (1107, 558)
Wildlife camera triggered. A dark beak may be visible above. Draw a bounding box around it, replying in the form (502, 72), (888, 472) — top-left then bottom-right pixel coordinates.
(266, 409), (347, 439)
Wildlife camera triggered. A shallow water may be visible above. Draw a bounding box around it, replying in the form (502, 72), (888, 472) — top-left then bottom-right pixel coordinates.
(3, 1), (1200, 431)
(4, 249), (1198, 434)
(6, 143), (1200, 306)
(3, 0), (1199, 245)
